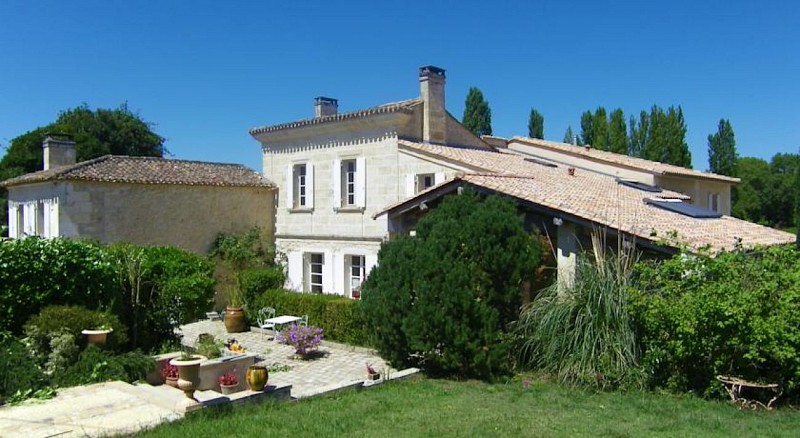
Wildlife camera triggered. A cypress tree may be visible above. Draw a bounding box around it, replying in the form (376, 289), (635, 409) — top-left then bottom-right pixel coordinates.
(707, 119), (737, 176)
(592, 107), (609, 150)
(528, 109), (544, 139)
(462, 87), (492, 136)
(608, 108), (628, 155)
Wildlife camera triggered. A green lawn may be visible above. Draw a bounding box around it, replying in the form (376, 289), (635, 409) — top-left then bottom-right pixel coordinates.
(136, 376), (799, 437)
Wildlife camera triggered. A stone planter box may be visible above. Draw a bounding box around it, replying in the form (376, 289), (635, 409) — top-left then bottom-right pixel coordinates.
(147, 352), (257, 392)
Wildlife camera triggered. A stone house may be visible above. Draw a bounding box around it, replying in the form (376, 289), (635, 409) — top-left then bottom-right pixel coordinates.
(251, 65), (793, 293)
(1, 137), (275, 254)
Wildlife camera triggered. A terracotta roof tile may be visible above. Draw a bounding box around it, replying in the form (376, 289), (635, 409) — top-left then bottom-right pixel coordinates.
(0, 155), (274, 188)
(394, 140), (793, 252)
(249, 98), (421, 135)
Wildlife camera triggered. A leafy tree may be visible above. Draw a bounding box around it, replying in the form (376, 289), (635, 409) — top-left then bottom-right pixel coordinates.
(732, 153), (800, 230)
(591, 107), (609, 150)
(630, 105), (691, 167)
(462, 87), (492, 136)
(528, 109), (544, 139)
(608, 108), (628, 154)
(629, 110), (649, 158)
(707, 119), (737, 177)
(563, 126), (576, 145)
(731, 157), (770, 223)
(361, 191), (542, 379)
(579, 110), (594, 146)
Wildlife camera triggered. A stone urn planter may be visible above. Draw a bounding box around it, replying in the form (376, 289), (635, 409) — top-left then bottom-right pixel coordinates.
(81, 328), (113, 346)
(169, 354), (206, 402)
(224, 306), (248, 333)
(246, 365), (269, 391)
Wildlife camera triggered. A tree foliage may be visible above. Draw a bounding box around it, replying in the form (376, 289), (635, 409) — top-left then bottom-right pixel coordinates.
(732, 153), (800, 230)
(580, 107), (627, 153)
(563, 126), (576, 145)
(608, 109), (628, 154)
(527, 108), (544, 139)
(707, 119), (737, 177)
(629, 105), (691, 168)
(462, 87), (492, 136)
(361, 191), (542, 379)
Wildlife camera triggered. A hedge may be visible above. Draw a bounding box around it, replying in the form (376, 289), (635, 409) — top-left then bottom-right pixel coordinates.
(250, 289), (369, 347)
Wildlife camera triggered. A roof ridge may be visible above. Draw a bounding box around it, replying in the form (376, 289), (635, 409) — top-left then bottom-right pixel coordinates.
(105, 155), (255, 169)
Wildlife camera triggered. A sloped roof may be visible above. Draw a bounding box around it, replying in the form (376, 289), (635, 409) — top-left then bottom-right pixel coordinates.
(391, 140), (793, 252)
(511, 137), (740, 183)
(249, 98), (422, 135)
(0, 155), (274, 188)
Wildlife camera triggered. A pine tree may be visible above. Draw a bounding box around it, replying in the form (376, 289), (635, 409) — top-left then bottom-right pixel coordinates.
(462, 87), (492, 136)
(707, 119), (737, 176)
(608, 109), (628, 155)
(528, 109), (544, 139)
(563, 126), (576, 145)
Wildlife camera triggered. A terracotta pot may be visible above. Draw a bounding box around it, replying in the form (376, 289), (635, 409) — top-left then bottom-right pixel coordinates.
(224, 307), (248, 333)
(220, 383), (239, 395)
(246, 365), (268, 391)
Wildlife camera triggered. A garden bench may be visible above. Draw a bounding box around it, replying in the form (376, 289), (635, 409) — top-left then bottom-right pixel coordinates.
(716, 375), (781, 410)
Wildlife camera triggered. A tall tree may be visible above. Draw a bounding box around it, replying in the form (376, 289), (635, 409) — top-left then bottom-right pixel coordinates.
(528, 109), (544, 139)
(629, 111), (649, 158)
(630, 105), (691, 167)
(608, 109), (628, 155)
(707, 119), (737, 176)
(563, 126), (576, 145)
(462, 87), (492, 136)
(731, 157), (770, 223)
(591, 107), (609, 150)
(579, 110), (594, 146)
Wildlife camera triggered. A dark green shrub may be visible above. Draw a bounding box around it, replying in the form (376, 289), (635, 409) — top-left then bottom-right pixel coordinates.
(24, 305), (128, 352)
(361, 191), (542, 380)
(250, 288), (369, 346)
(52, 345), (155, 388)
(631, 245), (800, 401)
(239, 267), (285, 309)
(0, 237), (117, 334)
(0, 337), (48, 400)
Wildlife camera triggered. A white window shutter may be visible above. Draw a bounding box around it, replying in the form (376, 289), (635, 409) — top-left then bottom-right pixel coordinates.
(285, 164), (294, 209)
(42, 202), (50, 238)
(435, 172), (445, 185)
(356, 157), (366, 207)
(332, 159), (341, 208)
(23, 204), (34, 236)
(306, 163), (314, 208)
(365, 253), (378, 280)
(322, 251), (333, 293)
(8, 204), (17, 238)
(405, 174), (416, 197)
(287, 251), (303, 291)
(49, 201), (59, 237)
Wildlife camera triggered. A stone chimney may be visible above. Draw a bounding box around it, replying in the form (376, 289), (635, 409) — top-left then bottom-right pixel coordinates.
(419, 65), (446, 144)
(42, 135), (76, 170)
(314, 96), (338, 118)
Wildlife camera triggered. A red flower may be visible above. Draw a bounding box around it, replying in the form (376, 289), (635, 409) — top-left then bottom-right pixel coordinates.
(161, 363), (178, 379)
(219, 370), (238, 386)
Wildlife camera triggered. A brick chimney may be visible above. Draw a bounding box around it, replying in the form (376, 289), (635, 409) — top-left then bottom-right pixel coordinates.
(314, 96), (338, 118)
(42, 135), (76, 170)
(419, 65), (446, 144)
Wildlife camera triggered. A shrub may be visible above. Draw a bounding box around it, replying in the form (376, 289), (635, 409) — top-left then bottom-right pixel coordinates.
(239, 267), (285, 308)
(515, 243), (641, 390)
(52, 345), (155, 388)
(0, 337), (48, 401)
(250, 288), (369, 346)
(196, 334), (223, 359)
(631, 245), (800, 401)
(277, 324), (324, 356)
(0, 237), (117, 334)
(361, 191), (542, 380)
(24, 305), (128, 353)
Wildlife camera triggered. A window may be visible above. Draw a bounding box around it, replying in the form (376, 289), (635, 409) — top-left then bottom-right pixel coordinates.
(708, 193), (720, 213)
(332, 157), (365, 209)
(405, 172), (445, 196)
(306, 253), (324, 293)
(286, 163), (314, 209)
(347, 255), (366, 298)
(417, 174), (435, 192)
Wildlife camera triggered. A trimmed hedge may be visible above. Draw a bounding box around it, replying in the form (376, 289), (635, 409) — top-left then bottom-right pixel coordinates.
(250, 289), (369, 346)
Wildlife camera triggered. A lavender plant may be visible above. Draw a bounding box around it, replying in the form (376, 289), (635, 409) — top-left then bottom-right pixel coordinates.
(276, 324), (323, 356)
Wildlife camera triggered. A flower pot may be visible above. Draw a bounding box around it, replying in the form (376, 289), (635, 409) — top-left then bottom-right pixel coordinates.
(224, 306), (248, 333)
(170, 355), (206, 400)
(246, 365), (269, 391)
(220, 383), (239, 395)
(165, 376), (179, 388)
(82, 328), (113, 346)
(368, 372), (381, 381)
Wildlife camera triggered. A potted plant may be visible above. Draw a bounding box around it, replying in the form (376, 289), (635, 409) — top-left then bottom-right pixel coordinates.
(161, 362), (179, 387)
(81, 324), (113, 346)
(366, 363), (380, 380)
(169, 352), (206, 400)
(218, 369), (240, 395)
(223, 284), (248, 333)
(276, 324), (324, 357)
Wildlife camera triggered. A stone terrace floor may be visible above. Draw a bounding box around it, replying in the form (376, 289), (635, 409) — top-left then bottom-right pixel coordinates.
(179, 320), (395, 398)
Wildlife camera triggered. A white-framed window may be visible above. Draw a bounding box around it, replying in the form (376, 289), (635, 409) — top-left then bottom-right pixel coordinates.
(332, 157), (365, 209)
(347, 255), (366, 298)
(305, 252), (324, 293)
(405, 172), (445, 196)
(708, 192), (720, 212)
(286, 163), (314, 209)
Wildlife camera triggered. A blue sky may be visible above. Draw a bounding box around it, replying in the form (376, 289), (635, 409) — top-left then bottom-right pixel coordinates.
(1, 1), (798, 172)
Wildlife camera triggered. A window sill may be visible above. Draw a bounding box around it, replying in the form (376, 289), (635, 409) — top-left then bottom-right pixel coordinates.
(335, 207), (366, 213)
(289, 207), (314, 213)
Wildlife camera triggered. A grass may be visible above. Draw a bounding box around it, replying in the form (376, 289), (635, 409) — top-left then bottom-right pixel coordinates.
(135, 376), (800, 437)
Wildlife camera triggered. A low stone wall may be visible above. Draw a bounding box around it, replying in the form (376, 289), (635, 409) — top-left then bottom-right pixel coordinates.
(147, 352), (256, 392)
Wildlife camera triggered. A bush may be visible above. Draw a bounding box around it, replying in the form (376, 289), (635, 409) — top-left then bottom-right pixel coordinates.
(51, 345), (154, 388)
(361, 191), (542, 380)
(0, 337), (48, 401)
(239, 267), (285, 308)
(631, 245), (800, 401)
(515, 246), (641, 390)
(24, 305), (128, 353)
(0, 237), (117, 334)
(250, 288), (369, 346)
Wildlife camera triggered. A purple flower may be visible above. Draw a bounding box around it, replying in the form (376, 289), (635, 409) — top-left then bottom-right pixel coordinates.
(276, 324), (324, 355)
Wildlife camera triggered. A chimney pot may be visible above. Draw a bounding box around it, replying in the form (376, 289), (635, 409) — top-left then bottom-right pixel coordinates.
(314, 96), (338, 118)
(419, 65), (447, 144)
